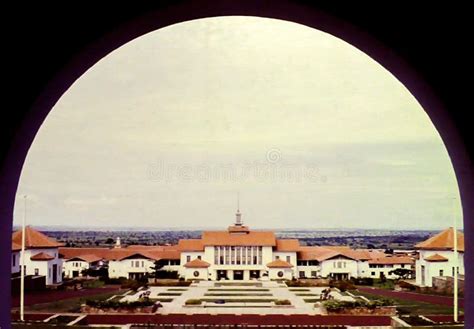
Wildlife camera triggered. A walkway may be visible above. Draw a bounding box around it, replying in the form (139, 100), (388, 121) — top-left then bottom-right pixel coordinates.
(357, 287), (464, 307)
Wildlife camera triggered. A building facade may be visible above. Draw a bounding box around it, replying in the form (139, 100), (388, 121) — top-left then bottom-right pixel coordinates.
(11, 226), (63, 285)
(415, 227), (464, 287)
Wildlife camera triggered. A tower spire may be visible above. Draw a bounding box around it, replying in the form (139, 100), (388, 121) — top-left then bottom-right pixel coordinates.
(235, 192), (242, 226)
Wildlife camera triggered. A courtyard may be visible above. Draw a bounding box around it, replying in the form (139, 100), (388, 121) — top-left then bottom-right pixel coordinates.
(118, 280), (354, 314)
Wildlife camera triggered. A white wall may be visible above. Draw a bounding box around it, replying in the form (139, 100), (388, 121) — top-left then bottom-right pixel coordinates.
(416, 250), (464, 287)
(296, 265), (320, 278)
(63, 260), (89, 278)
(268, 268), (293, 280)
(19, 248), (63, 285)
(184, 267), (209, 280)
(320, 257), (358, 279)
(108, 258), (155, 279)
(273, 251), (298, 277)
(367, 263), (410, 279)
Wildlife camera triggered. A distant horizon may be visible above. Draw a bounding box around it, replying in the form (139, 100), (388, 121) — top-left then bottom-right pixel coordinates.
(11, 223), (460, 232)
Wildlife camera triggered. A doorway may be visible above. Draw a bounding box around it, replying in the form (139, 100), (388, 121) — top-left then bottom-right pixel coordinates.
(233, 270), (244, 280)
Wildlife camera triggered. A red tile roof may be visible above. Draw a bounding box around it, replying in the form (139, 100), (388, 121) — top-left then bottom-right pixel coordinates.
(30, 252), (55, 261)
(202, 231), (276, 246)
(368, 256), (414, 265)
(184, 259), (210, 268)
(276, 239), (300, 251)
(12, 226), (63, 248)
(424, 253), (449, 262)
(66, 254), (103, 263)
(12, 242), (21, 251)
(415, 228), (464, 252)
(298, 246), (356, 261)
(178, 239), (205, 251)
(267, 259), (293, 268)
(59, 246), (180, 261)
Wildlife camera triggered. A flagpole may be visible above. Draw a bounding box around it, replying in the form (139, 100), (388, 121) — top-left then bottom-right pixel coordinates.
(20, 195), (27, 322)
(453, 197), (458, 323)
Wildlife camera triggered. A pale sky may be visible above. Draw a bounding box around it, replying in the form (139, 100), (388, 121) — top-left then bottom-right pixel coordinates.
(14, 16), (462, 230)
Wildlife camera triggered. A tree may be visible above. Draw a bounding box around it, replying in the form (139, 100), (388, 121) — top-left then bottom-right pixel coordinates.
(389, 268), (413, 280)
(150, 259), (168, 282)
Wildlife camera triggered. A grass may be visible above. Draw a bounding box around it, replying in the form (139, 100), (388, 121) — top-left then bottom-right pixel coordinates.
(303, 298), (321, 303)
(149, 298), (173, 303)
(167, 288), (188, 291)
(295, 293), (318, 296)
(289, 288), (311, 292)
(157, 292), (182, 296)
(24, 291), (120, 312)
(204, 293), (273, 297)
(82, 280), (105, 289)
(353, 290), (463, 316)
(208, 288), (269, 291)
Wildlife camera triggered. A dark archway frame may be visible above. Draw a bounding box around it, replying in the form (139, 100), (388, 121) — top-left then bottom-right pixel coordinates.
(1, 1), (472, 325)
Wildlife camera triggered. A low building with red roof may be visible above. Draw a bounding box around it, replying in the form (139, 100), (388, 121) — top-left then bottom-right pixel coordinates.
(11, 226), (63, 285)
(415, 227), (464, 287)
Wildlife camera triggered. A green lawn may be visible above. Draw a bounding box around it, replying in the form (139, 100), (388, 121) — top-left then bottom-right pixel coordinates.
(24, 291), (120, 313)
(149, 298), (174, 303)
(167, 288), (188, 291)
(289, 288), (311, 292)
(352, 290), (463, 316)
(295, 293), (318, 297)
(157, 292), (182, 296)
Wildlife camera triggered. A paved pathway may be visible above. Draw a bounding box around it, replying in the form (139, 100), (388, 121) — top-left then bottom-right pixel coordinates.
(122, 281), (355, 315)
(357, 287), (464, 307)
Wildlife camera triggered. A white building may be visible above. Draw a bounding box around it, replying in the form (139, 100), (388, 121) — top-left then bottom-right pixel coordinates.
(367, 256), (414, 279)
(63, 254), (104, 278)
(11, 226), (63, 285)
(54, 209), (420, 282)
(415, 227), (464, 287)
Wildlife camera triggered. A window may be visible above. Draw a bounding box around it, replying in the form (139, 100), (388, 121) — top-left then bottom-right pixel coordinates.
(34, 268), (39, 275)
(12, 254), (16, 267)
(186, 255), (191, 263)
(299, 271), (305, 278)
(141, 261), (144, 267)
(371, 271), (375, 276)
(277, 271), (284, 278)
(439, 269), (444, 276)
(401, 264), (405, 268)
(275, 255), (280, 260)
(286, 256), (291, 263)
(197, 255), (202, 260)
(220, 256), (224, 264)
(193, 271), (199, 277)
(311, 271), (317, 277)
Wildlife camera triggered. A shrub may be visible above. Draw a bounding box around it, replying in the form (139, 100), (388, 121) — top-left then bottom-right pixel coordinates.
(185, 299), (202, 305)
(323, 298), (393, 312)
(351, 277), (373, 286)
(85, 298), (155, 309)
(329, 280), (355, 292)
(274, 299), (291, 305)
